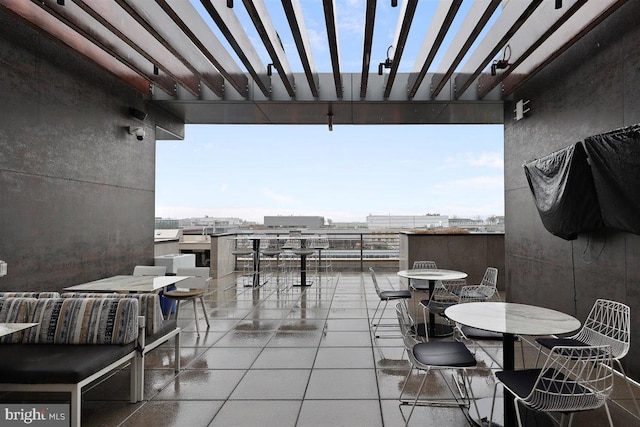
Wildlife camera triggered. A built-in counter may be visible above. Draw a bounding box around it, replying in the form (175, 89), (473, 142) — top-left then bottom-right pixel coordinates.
(399, 232), (505, 294)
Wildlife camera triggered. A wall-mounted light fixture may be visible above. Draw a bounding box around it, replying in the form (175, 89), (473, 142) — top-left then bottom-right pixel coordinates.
(327, 113), (334, 132)
(555, 0), (562, 9)
(267, 63), (274, 77)
(378, 46), (393, 75)
(129, 107), (147, 121)
(391, 0), (398, 7)
(57, 0), (65, 5)
(490, 45), (511, 76)
(227, 0), (233, 8)
(514, 99), (530, 121)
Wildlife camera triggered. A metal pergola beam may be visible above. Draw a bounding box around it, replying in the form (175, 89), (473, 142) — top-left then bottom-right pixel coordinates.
(359, 0), (376, 99)
(0, 0), (152, 94)
(119, 0), (225, 98)
(477, 0), (588, 99)
(431, 0), (500, 98)
(502, 0), (628, 96)
(200, 0), (271, 98)
(72, 0), (201, 97)
(383, 0), (418, 99)
(243, 0), (295, 98)
(407, 0), (462, 99)
(323, 0), (342, 99)
(159, 0), (249, 99)
(454, 0), (544, 99)
(281, 0), (319, 98)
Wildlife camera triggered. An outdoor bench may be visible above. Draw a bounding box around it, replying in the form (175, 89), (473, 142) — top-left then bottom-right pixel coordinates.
(61, 292), (182, 396)
(0, 297), (143, 427)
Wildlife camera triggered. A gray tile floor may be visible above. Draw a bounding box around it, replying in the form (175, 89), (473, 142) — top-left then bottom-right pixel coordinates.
(17, 272), (640, 426)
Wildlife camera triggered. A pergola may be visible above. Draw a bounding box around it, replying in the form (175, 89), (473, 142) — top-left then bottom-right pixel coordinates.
(0, 0), (626, 127)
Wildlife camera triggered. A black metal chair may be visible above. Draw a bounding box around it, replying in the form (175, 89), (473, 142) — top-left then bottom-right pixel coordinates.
(369, 267), (411, 338)
(396, 302), (479, 425)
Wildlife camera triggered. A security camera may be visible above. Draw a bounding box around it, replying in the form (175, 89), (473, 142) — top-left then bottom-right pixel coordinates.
(128, 126), (145, 141)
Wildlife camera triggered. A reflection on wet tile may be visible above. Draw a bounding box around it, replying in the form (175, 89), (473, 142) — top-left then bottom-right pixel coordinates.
(213, 331), (275, 347)
(266, 331), (323, 347)
(252, 347), (317, 369)
(320, 330), (373, 347)
(230, 369), (311, 400)
(210, 400), (301, 427)
(314, 347), (374, 369)
(297, 400), (382, 427)
(154, 369), (246, 400)
(305, 369), (378, 399)
(120, 400), (223, 426)
(189, 347), (262, 370)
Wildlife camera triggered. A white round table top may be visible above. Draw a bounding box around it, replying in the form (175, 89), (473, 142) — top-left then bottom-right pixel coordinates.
(445, 302), (581, 336)
(397, 269), (467, 281)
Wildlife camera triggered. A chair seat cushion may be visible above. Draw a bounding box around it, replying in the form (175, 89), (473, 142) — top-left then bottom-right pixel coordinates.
(460, 325), (504, 340)
(163, 289), (205, 299)
(536, 337), (587, 350)
(0, 343), (135, 384)
(496, 368), (582, 400)
(379, 290), (412, 300)
(412, 341), (476, 367)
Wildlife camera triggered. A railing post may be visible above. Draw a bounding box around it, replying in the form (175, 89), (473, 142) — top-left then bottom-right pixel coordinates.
(360, 234), (364, 272)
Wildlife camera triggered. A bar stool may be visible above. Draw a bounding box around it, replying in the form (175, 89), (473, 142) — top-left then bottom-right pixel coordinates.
(230, 236), (253, 287)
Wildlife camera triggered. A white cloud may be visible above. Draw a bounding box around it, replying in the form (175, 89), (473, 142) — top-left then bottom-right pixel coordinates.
(464, 152), (503, 169)
(220, 183), (228, 192)
(262, 188), (296, 203)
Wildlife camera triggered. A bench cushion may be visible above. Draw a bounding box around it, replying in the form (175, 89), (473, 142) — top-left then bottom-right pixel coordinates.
(0, 343), (136, 384)
(26, 298), (138, 345)
(61, 293), (164, 336)
(0, 297), (37, 343)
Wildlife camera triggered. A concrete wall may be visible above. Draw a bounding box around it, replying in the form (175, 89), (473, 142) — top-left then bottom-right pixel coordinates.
(0, 14), (156, 291)
(399, 233), (505, 292)
(504, 1), (640, 378)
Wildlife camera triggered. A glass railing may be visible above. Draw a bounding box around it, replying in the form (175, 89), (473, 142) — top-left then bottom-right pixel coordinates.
(233, 231), (400, 272)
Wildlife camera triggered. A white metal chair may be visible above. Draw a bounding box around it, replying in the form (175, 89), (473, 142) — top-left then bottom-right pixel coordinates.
(133, 265), (166, 276)
(369, 267), (411, 338)
(491, 345), (614, 427)
(458, 267), (499, 301)
(396, 302), (479, 425)
(163, 267), (211, 336)
(230, 236), (254, 287)
(535, 298), (639, 415)
(260, 237), (288, 289)
(310, 236), (333, 281)
(420, 279), (467, 333)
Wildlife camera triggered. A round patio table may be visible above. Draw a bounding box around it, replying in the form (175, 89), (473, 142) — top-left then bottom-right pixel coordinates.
(445, 302), (581, 427)
(397, 269), (467, 337)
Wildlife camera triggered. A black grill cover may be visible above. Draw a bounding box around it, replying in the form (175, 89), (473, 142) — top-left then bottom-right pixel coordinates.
(524, 143), (603, 240)
(583, 125), (640, 235)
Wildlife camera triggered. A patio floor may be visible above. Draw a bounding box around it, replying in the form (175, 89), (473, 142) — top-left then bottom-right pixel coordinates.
(9, 271), (640, 426)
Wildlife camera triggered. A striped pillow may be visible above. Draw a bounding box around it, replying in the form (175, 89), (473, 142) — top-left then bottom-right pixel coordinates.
(26, 298), (138, 345)
(61, 292), (163, 335)
(0, 297), (37, 343)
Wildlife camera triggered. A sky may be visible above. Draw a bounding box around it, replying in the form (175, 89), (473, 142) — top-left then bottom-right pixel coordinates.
(155, 2), (504, 224)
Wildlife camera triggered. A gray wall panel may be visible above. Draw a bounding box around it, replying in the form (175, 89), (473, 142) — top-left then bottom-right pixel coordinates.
(504, 0), (640, 377)
(0, 13), (155, 290)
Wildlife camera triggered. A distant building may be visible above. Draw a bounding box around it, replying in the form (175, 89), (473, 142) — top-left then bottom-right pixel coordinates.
(179, 217), (245, 234)
(155, 218), (179, 229)
(366, 214), (449, 230)
(264, 216), (325, 228)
